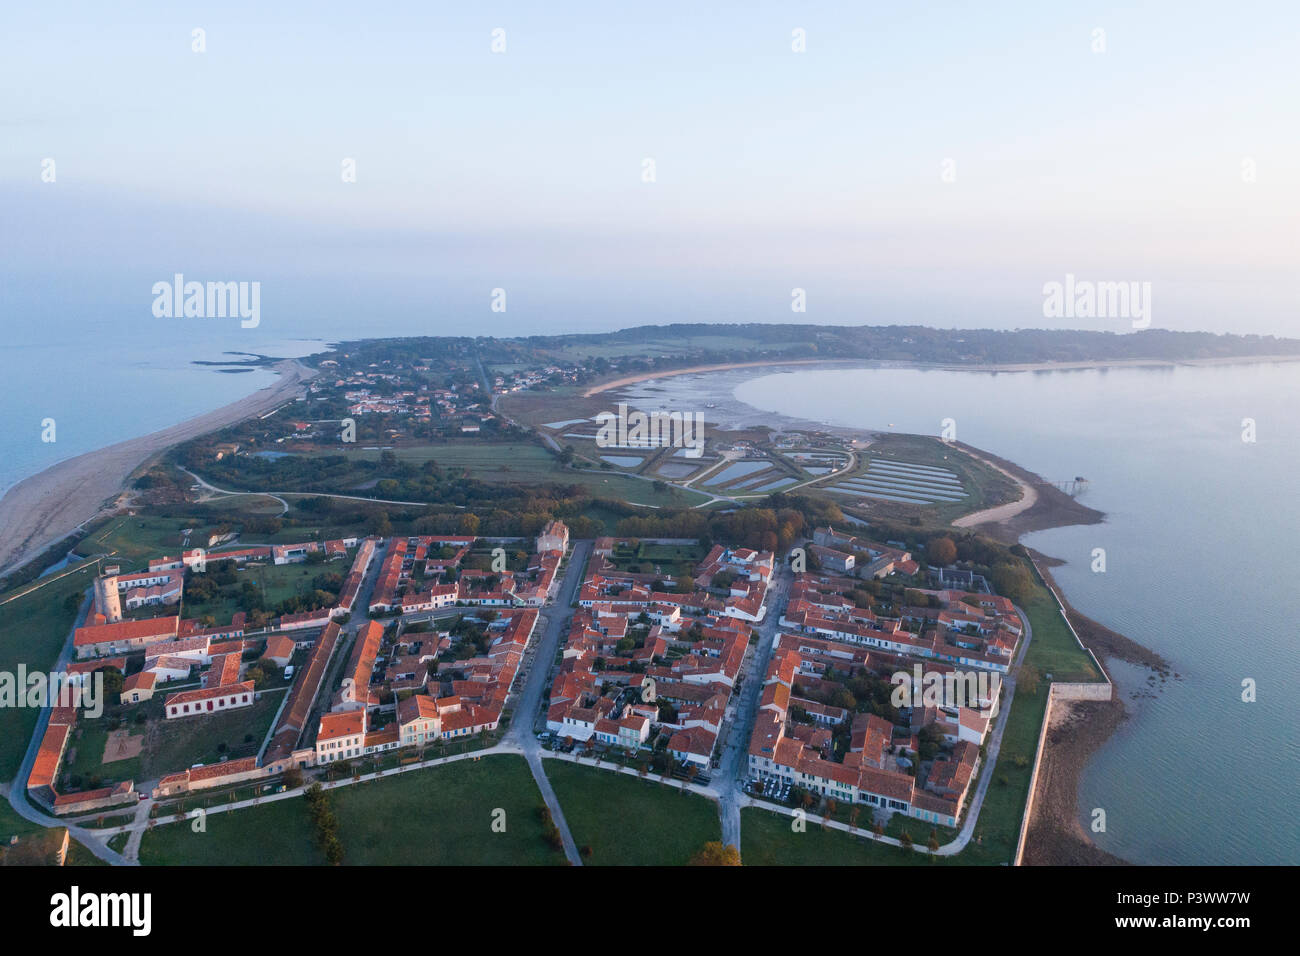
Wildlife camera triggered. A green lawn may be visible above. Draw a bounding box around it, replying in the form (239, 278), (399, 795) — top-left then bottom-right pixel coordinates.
(298, 440), (708, 508)
(60, 719), (145, 788)
(0, 564), (100, 779)
(607, 541), (705, 578)
(0, 797), (42, 842)
(140, 754), (564, 865)
(545, 760), (721, 865)
(1019, 571), (1102, 682)
(740, 806), (944, 865)
(107, 832), (130, 854)
(73, 516), (193, 568)
(0, 804), (111, 866)
(183, 559), (332, 625)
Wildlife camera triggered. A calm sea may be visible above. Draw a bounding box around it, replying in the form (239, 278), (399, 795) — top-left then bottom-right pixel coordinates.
(732, 362), (1299, 865)
(0, 327), (326, 498)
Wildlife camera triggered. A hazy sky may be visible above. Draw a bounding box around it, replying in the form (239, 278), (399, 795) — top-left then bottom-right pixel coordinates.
(3, 1), (1298, 339)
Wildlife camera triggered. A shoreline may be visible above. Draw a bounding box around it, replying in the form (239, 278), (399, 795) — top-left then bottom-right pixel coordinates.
(606, 360), (1158, 865)
(0, 358), (316, 578)
(1, 349), (1161, 865)
(583, 352), (1300, 397)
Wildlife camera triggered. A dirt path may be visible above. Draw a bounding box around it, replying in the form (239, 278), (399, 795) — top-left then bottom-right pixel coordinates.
(951, 450), (1039, 528)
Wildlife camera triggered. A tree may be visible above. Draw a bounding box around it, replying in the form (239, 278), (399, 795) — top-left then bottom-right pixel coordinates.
(96, 666), (125, 697)
(925, 536), (957, 566)
(990, 561), (1033, 602)
(689, 841), (741, 866)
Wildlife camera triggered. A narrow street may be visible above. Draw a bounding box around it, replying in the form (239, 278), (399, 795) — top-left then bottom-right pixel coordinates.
(712, 550), (794, 853)
(506, 538), (592, 865)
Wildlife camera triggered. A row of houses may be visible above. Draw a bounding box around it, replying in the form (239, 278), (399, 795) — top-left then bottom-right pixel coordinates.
(314, 608), (539, 764)
(780, 589), (1019, 674)
(748, 632), (985, 829)
(368, 530), (565, 614)
(548, 542), (767, 769)
(810, 526), (920, 579)
(743, 546), (1023, 829)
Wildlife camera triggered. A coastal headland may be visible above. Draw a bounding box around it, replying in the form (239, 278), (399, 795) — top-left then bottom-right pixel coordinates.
(0, 343), (1275, 867)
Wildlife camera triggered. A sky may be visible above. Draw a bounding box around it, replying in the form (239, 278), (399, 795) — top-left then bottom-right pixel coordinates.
(2, 1), (1298, 341)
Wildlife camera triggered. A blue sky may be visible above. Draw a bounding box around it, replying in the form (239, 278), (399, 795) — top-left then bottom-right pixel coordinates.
(3, 1), (1298, 338)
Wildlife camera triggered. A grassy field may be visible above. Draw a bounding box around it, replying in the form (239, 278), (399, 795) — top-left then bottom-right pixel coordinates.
(0, 797), (42, 841)
(324, 441), (560, 475)
(307, 441), (708, 508)
(0, 803), (111, 866)
(0, 564), (100, 780)
(607, 541), (705, 578)
(1018, 578), (1102, 682)
(184, 559), (331, 625)
(545, 760), (721, 865)
(140, 754), (564, 865)
(73, 516), (193, 568)
(740, 807), (944, 865)
(63, 693), (283, 788)
(200, 494), (286, 515)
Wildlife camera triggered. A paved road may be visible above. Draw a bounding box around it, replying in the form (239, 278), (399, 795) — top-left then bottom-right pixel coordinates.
(5, 593), (133, 865)
(504, 538), (592, 865)
(712, 552), (794, 853)
(179, 467), (461, 511)
(505, 539), (591, 745)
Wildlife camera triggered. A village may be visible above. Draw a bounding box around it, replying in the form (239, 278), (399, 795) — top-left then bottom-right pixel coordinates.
(26, 520), (572, 817)
(23, 509), (1030, 858)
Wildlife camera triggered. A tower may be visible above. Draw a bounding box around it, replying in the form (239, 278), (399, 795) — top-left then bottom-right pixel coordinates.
(94, 574), (122, 623)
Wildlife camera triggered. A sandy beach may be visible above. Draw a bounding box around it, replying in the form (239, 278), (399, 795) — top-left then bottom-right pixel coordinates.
(582, 359), (863, 396)
(950, 449), (1040, 528)
(0, 358), (315, 578)
(583, 352), (1300, 397)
